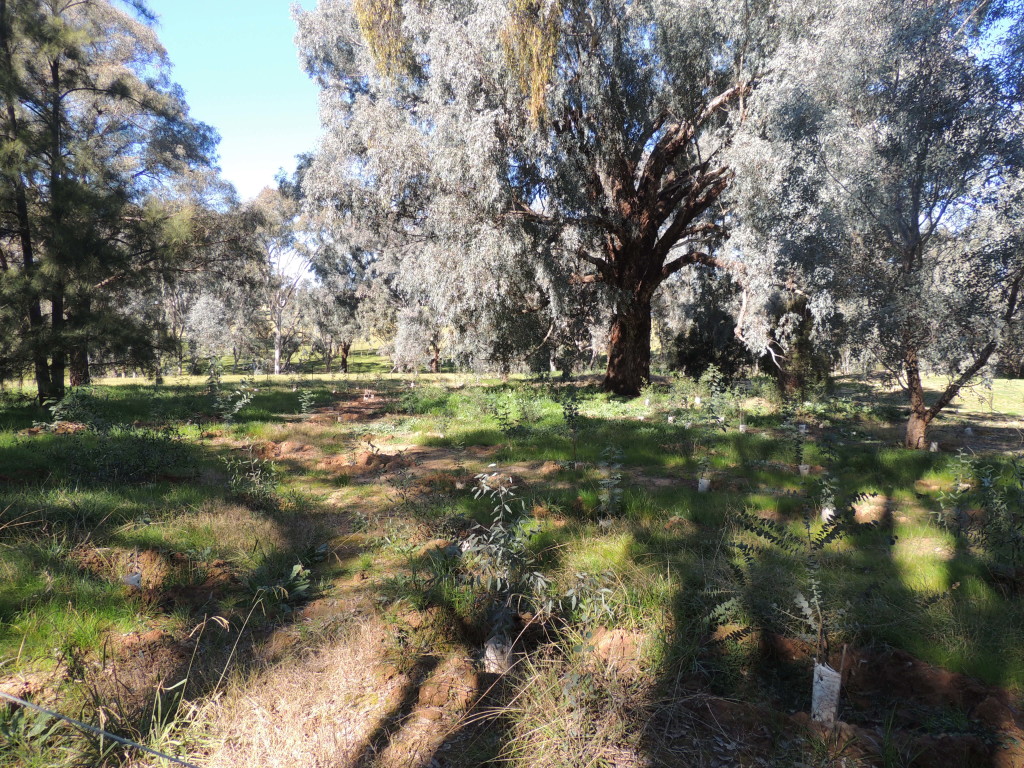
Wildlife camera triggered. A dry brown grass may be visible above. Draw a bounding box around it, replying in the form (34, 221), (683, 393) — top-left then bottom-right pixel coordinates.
(199, 619), (408, 768)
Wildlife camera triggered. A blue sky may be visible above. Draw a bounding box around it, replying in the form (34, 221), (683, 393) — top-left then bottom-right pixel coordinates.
(147, 0), (321, 201)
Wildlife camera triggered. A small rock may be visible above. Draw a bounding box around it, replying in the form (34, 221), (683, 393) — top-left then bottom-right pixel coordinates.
(539, 461), (562, 476)
(588, 627), (646, 672)
(663, 516), (697, 535)
(0, 673), (47, 705)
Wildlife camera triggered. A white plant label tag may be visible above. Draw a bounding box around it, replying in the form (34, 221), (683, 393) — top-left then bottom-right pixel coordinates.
(811, 661), (841, 726)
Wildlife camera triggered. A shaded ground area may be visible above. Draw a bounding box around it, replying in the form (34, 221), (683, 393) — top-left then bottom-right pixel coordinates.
(2, 376), (1024, 767)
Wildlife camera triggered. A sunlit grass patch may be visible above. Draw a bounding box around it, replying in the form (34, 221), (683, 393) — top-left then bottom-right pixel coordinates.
(0, 541), (158, 663)
(4, 370), (1024, 766)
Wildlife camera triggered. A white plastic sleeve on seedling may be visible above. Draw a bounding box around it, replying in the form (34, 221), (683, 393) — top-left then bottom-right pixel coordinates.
(811, 661), (841, 726)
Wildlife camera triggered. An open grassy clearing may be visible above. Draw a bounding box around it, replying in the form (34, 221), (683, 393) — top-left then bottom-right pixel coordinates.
(0, 372), (1023, 767)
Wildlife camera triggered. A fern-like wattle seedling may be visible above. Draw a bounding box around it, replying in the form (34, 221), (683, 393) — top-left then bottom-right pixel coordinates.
(708, 492), (868, 664)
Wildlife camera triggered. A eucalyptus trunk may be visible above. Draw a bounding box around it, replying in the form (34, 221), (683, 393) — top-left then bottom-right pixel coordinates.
(905, 410), (931, 450)
(604, 293), (653, 397)
(429, 341), (441, 373)
(339, 341), (351, 373)
(902, 340), (1001, 449)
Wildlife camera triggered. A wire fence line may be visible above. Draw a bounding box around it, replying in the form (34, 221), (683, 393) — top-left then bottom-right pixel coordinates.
(0, 689), (200, 768)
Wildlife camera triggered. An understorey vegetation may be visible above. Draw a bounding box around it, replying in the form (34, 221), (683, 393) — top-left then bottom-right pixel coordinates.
(1, 366), (1023, 767)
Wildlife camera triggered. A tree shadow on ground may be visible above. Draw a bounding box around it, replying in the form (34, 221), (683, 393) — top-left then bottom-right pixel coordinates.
(639, 425), (1024, 767)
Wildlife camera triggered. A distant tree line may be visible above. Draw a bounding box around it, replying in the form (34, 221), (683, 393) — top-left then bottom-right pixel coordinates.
(2, 0), (1022, 451)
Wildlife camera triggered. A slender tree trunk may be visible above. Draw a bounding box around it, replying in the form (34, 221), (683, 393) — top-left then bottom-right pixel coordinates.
(339, 341), (351, 373)
(49, 285), (65, 399)
(603, 293), (653, 397)
(1, 3), (52, 402)
(69, 348), (89, 386)
(15, 204), (51, 401)
(904, 349), (931, 449)
(906, 409), (931, 450)
(68, 297), (91, 386)
(45, 58), (66, 400)
(274, 332), (282, 375)
(903, 339), (1003, 449)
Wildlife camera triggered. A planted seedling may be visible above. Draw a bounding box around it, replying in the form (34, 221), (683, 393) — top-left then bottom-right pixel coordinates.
(695, 444), (712, 492)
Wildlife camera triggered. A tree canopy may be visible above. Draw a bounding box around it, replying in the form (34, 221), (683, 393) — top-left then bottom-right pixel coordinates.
(727, 0), (1024, 446)
(0, 0), (231, 400)
(295, 0), (818, 394)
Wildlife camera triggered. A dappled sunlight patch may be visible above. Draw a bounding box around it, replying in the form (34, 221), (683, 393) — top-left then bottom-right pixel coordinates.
(892, 549), (958, 593)
(201, 621), (407, 768)
(561, 533), (636, 576)
(5, 374), (1024, 766)
(106, 502), (291, 574)
(852, 493), (893, 524)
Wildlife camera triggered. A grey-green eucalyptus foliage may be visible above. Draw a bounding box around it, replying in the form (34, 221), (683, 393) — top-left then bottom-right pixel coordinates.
(728, 0), (1024, 447)
(294, 0), (812, 393)
(185, 293), (233, 363)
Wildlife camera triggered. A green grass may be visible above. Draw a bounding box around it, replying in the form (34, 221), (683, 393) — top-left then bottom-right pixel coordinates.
(3, 369), (1024, 766)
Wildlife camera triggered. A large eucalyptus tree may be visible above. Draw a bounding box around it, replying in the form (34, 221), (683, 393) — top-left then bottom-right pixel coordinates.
(295, 0), (810, 394)
(728, 0), (1024, 448)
